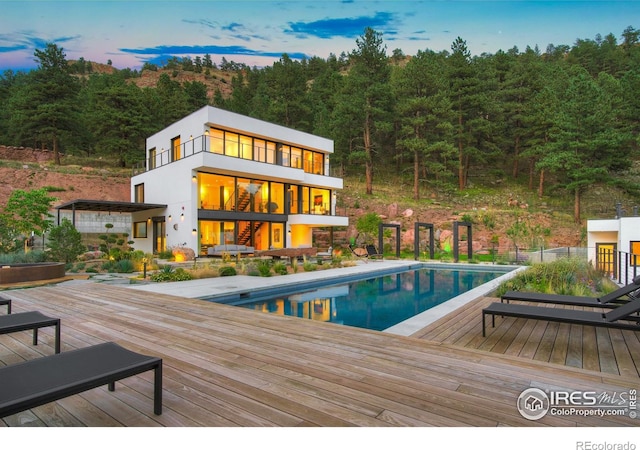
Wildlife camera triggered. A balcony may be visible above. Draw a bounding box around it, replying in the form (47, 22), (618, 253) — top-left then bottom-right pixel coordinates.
(132, 134), (330, 177)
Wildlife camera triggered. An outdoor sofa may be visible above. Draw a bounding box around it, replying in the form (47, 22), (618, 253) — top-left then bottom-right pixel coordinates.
(207, 244), (255, 256)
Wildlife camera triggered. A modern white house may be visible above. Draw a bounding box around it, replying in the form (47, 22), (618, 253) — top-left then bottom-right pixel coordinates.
(127, 106), (348, 258)
(587, 211), (640, 283)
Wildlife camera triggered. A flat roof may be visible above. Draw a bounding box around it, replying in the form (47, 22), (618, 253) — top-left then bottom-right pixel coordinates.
(55, 199), (166, 213)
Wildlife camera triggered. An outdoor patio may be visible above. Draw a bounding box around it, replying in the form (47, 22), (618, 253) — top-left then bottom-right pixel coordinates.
(0, 281), (637, 427)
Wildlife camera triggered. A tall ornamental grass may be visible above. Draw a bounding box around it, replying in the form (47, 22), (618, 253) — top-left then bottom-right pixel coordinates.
(495, 258), (617, 297)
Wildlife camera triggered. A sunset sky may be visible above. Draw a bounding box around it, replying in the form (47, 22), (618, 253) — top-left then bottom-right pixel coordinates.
(0, 0), (637, 71)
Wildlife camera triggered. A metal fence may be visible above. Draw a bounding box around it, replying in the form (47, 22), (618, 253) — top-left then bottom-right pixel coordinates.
(512, 245), (638, 286)
(594, 248), (639, 286)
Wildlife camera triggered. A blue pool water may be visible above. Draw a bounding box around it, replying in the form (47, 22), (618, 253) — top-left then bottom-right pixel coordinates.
(231, 267), (508, 331)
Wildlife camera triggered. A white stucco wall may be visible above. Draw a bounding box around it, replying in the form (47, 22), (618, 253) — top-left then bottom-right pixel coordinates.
(587, 217), (640, 264)
(131, 105), (347, 255)
(146, 106), (334, 158)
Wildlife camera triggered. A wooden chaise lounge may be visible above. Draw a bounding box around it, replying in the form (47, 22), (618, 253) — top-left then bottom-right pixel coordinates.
(0, 342), (163, 418)
(0, 311), (61, 354)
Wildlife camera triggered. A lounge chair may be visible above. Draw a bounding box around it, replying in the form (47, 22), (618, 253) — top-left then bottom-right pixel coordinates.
(0, 311), (61, 353)
(501, 275), (640, 308)
(316, 247), (333, 261)
(0, 342), (163, 418)
(0, 296), (10, 314)
(365, 245), (383, 259)
(482, 297), (640, 337)
(348, 244), (368, 259)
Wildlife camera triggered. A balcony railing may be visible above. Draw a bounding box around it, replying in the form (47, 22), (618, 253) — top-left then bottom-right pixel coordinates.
(132, 134), (328, 176)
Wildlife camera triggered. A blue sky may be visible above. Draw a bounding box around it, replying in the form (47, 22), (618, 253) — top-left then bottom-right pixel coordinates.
(0, 1), (637, 71)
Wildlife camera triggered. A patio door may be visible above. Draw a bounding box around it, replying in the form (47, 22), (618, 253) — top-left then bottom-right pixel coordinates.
(596, 243), (616, 277)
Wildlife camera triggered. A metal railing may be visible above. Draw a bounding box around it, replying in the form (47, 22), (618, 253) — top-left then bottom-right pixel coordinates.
(518, 246), (638, 286)
(595, 248), (639, 286)
(132, 134), (327, 176)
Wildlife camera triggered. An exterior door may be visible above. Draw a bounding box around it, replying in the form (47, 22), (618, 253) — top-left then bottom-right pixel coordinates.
(596, 243), (616, 277)
(153, 219), (166, 254)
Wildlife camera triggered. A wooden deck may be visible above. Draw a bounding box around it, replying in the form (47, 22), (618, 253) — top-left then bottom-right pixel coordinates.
(414, 296), (640, 379)
(1, 282), (638, 427)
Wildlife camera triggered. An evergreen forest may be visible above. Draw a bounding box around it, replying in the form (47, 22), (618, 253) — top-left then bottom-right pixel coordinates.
(1, 26), (640, 223)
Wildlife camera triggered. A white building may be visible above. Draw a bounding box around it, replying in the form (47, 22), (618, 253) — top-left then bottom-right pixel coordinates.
(128, 106), (348, 257)
(587, 215), (640, 283)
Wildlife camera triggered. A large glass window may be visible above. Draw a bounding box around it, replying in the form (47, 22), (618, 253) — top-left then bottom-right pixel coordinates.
(311, 188), (330, 215)
(291, 147), (302, 169)
(133, 221), (147, 238)
(203, 128), (326, 175)
(198, 173), (235, 210)
(240, 135), (252, 160)
(313, 152), (324, 175)
(271, 223), (284, 249)
(199, 221), (235, 248)
(288, 185), (299, 214)
(301, 186), (310, 214)
(148, 148), (157, 170)
(134, 183), (144, 203)
(254, 139), (267, 162)
(209, 129), (224, 154)
(225, 132), (239, 157)
(199, 220), (271, 253)
(266, 142), (276, 164)
(269, 182), (285, 214)
(278, 144), (290, 167)
(236, 178), (256, 212)
(171, 136), (181, 161)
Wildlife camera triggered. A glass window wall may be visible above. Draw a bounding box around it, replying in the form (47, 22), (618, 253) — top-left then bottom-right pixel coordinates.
(209, 129), (224, 154)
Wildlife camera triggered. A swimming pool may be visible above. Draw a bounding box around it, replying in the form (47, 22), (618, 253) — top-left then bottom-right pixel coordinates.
(230, 266), (512, 332)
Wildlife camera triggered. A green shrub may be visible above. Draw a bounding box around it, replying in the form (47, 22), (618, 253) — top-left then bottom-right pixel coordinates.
(170, 268), (192, 281)
(115, 259), (134, 273)
(0, 250), (48, 264)
(219, 265), (237, 277)
(303, 261), (317, 272)
(273, 262), (288, 275)
(245, 263), (261, 276)
(257, 260), (272, 277)
(150, 265), (193, 282)
(47, 218), (86, 263)
(101, 260), (116, 272)
(157, 249), (174, 259)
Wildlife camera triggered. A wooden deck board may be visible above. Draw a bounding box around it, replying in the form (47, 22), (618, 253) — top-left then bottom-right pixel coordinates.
(0, 283), (638, 427)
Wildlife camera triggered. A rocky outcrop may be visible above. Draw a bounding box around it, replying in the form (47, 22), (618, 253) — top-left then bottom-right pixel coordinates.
(0, 145), (61, 163)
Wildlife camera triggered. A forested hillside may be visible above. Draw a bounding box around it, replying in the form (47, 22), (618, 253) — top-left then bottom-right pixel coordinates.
(1, 26), (639, 226)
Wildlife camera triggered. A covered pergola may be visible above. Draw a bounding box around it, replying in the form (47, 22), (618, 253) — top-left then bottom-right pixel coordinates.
(55, 199), (167, 225)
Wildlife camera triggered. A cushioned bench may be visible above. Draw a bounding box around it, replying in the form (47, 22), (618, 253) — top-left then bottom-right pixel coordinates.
(0, 311), (60, 354)
(0, 296), (10, 314)
(0, 342), (163, 418)
(207, 244), (255, 256)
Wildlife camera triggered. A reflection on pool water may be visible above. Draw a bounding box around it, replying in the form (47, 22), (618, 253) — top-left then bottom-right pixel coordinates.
(231, 267), (507, 331)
